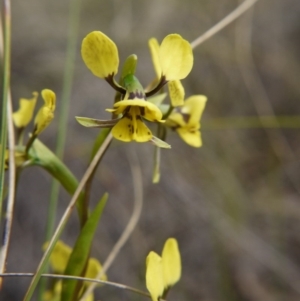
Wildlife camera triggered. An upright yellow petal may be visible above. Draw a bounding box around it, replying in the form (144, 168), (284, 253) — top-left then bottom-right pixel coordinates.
(162, 238), (181, 288)
(34, 89), (56, 135)
(146, 251), (164, 301)
(182, 95), (207, 126)
(148, 38), (162, 78)
(81, 31), (119, 78)
(159, 34), (193, 81)
(43, 240), (71, 273)
(13, 92), (38, 128)
(168, 80), (185, 107)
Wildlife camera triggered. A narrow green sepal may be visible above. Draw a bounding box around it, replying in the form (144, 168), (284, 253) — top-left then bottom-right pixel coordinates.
(151, 136), (171, 149)
(152, 146), (161, 183)
(76, 116), (120, 128)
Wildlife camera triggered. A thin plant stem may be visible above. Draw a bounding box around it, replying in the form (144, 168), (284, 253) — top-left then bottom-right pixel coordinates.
(0, 0), (11, 223)
(80, 148), (144, 300)
(1, 273), (154, 299)
(0, 92), (16, 287)
(23, 133), (113, 301)
(0, 0), (14, 288)
(190, 0), (259, 49)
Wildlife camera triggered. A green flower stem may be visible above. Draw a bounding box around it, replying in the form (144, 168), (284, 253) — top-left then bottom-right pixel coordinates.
(25, 133), (37, 155)
(202, 116), (300, 130)
(0, 0), (11, 221)
(162, 103), (174, 120)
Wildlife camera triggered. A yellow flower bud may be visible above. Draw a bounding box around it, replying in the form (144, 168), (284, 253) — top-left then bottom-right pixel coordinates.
(34, 89), (56, 135)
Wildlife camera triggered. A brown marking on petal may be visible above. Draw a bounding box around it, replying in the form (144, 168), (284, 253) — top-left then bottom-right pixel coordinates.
(181, 113), (190, 123)
(140, 107), (145, 116)
(128, 92), (135, 99)
(136, 115), (142, 121)
(128, 90), (146, 100)
(124, 113), (133, 121)
(147, 131), (151, 135)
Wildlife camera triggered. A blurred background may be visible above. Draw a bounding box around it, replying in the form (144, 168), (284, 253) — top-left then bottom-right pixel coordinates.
(2, 0), (300, 300)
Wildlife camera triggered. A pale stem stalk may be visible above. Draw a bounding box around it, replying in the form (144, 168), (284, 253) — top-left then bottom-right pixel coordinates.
(0, 0), (16, 288)
(190, 0), (259, 49)
(1, 273), (152, 299)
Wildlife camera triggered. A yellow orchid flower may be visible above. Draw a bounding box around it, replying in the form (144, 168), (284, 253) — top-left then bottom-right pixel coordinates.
(34, 89), (56, 136)
(166, 95), (207, 147)
(12, 92), (38, 128)
(105, 74), (165, 143)
(145, 238), (182, 301)
(148, 36), (193, 106)
(78, 31), (192, 147)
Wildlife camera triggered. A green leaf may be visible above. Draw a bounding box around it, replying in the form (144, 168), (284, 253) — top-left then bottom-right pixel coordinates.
(61, 193), (108, 301)
(76, 116), (120, 128)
